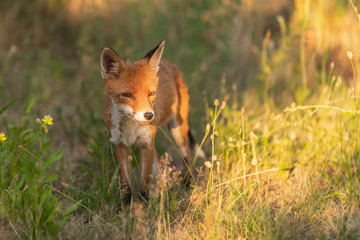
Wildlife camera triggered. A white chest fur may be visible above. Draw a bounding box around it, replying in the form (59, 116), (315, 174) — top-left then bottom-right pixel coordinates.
(110, 98), (152, 147)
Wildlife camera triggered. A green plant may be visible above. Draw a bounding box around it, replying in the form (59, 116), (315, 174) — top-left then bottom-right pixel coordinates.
(0, 95), (81, 239)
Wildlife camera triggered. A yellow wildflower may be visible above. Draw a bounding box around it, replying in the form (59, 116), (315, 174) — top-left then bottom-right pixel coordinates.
(42, 115), (54, 126)
(0, 132), (7, 143)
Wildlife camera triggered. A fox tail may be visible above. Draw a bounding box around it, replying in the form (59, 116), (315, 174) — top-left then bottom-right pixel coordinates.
(188, 130), (206, 159)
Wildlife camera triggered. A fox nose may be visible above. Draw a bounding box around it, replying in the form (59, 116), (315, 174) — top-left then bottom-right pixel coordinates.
(144, 112), (154, 121)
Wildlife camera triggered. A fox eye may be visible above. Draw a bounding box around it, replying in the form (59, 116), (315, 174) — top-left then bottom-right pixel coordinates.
(120, 93), (133, 98)
(148, 91), (156, 97)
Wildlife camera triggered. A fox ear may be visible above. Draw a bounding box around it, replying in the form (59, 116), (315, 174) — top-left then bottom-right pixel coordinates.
(143, 40), (165, 73)
(100, 47), (125, 79)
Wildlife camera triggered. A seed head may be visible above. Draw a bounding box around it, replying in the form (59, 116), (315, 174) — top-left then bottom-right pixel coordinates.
(249, 131), (256, 140)
(263, 124), (269, 138)
(270, 112), (275, 120)
(335, 77), (342, 88)
(347, 51), (353, 60)
(273, 135), (279, 144)
(206, 124), (211, 132)
(330, 62), (334, 69)
(9, 44), (17, 54)
(290, 132), (296, 140)
(251, 157), (258, 166)
(221, 74), (226, 84)
(220, 101), (226, 110)
(307, 134), (313, 141)
(214, 99), (219, 106)
(204, 161), (212, 168)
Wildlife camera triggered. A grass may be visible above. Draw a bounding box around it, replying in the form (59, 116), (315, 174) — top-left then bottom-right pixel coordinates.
(1, 0), (360, 239)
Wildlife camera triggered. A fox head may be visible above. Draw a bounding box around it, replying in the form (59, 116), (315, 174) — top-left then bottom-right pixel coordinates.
(100, 40), (165, 124)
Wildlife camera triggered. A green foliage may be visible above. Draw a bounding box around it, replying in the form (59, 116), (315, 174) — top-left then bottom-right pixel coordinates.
(0, 94), (81, 239)
(1, 0), (360, 239)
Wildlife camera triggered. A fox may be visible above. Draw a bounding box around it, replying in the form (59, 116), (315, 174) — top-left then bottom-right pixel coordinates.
(100, 40), (202, 198)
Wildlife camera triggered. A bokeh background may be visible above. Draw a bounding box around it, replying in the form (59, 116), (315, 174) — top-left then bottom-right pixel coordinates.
(1, 0), (359, 159)
(2, 0), (360, 238)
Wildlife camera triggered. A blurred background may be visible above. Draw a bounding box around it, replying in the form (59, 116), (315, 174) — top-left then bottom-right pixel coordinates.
(1, 0), (359, 163)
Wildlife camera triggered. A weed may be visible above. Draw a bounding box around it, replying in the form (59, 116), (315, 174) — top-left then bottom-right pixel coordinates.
(1, 0), (360, 239)
(0, 94), (81, 239)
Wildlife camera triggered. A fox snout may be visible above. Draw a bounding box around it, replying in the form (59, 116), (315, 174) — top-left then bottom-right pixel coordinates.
(112, 101), (155, 124)
(144, 112), (154, 121)
(133, 110), (155, 123)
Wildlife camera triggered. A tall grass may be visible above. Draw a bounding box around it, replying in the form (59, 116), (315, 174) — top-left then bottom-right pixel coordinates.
(1, 0), (360, 239)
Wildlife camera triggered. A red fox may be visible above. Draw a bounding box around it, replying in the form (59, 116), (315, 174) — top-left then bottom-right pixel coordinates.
(100, 41), (202, 198)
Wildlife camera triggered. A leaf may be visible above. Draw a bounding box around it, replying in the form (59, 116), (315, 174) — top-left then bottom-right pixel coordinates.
(41, 198), (59, 226)
(23, 174), (36, 197)
(44, 175), (58, 183)
(0, 98), (17, 116)
(23, 95), (37, 115)
(39, 141), (52, 155)
(52, 216), (71, 236)
(50, 200), (82, 236)
(61, 200), (82, 217)
(19, 128), (34, 141)
(41, 151), (63, 173)
(15, 176), (25, 190)
(39, 186), (52, 207)
(108, 163), (121, 196)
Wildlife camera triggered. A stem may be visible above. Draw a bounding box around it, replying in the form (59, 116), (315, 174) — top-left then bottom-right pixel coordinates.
(284, 105), (360, 114)
(206, 168), (280, 191)
(158, 127), (189, 177)
(349, 0), (360, 25)
(251, 139), (260, 183)
(241, 111), (246, 185)
(50, 185), (121, 231)
(211, 104), (217, 188)
(300, 0), (310, 90)
(206, 103), (218, 202)
(349, 57), (358, 169)
(340, 75), (343, 176)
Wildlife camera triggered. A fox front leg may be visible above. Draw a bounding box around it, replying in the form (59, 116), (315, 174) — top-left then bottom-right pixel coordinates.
(139, 126), (158, 198)
(115, 144), (132, 197)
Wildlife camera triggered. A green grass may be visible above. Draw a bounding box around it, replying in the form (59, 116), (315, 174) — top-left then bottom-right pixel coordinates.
(1, 0), (360, 239)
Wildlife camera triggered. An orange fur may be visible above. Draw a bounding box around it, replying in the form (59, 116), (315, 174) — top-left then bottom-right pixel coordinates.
(100, 41), (191, 196)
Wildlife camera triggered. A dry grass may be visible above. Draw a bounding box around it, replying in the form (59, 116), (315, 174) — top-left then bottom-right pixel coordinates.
(1, 0), (360, 239)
